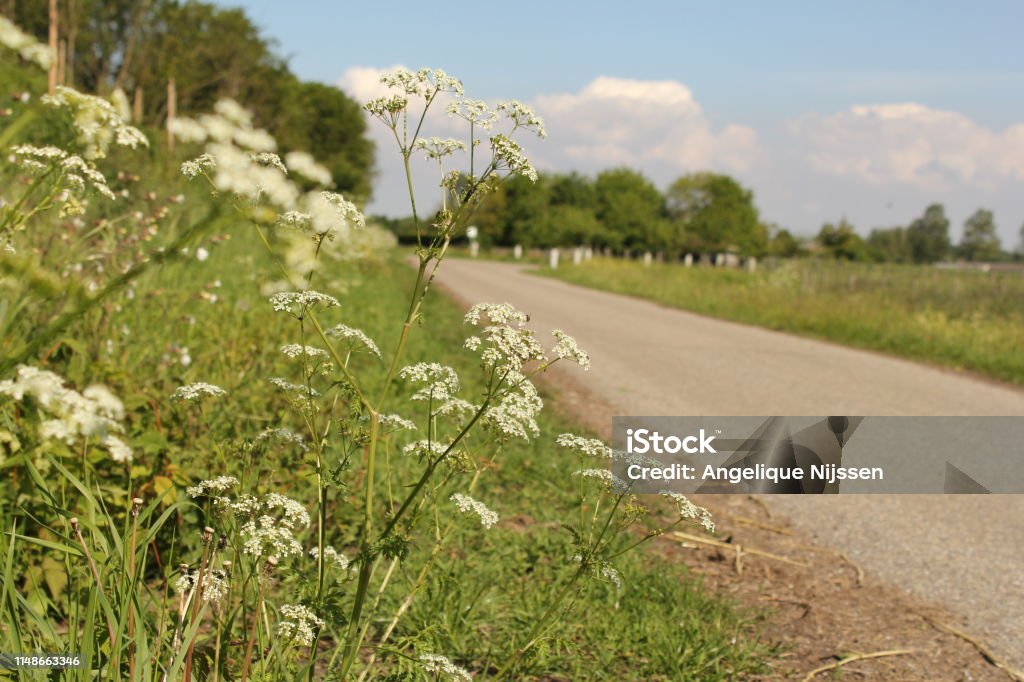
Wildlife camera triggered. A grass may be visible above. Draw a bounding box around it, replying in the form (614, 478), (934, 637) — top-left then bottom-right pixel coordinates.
(2, 230), (773, 678)
(540, 257), (1024, 385)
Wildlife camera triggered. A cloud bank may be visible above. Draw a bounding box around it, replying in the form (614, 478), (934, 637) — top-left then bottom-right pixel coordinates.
(338, 66), (1024, 243)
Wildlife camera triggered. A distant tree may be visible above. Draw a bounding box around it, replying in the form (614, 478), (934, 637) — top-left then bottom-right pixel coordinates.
(503, 173), (552, 247)
(1018, 222), (1024, 260)
(957, 209), (1001, 262)
(666, 172), (764, 255)
(768, 226), (801, 258)
(816, 219), (866, 261)
(866, 226), (912, 263)
(549, 172), (597, 210)
(906, 203), (951, 263)
(594, 168), (669, 252)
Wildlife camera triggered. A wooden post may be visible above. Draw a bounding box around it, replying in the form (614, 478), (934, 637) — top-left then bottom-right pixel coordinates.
(166, 78), (176, 153)
(47, 0), (58, 94)
(133, 87), (143, 124)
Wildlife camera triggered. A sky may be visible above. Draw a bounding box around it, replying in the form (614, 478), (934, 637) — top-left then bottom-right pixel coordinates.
(214, 0), (1024, 243)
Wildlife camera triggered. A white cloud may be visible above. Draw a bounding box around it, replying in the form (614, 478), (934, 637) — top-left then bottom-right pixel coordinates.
(788, 103), (1024, 190)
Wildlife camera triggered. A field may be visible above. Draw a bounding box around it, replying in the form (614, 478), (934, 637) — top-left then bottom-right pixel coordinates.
(541, 258), (1024, 385)
(0, 54), (771, 679)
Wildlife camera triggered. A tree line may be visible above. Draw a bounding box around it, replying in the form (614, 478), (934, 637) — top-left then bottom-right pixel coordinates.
(5, 0), (373, 200)
(382, 167), (1023, 264)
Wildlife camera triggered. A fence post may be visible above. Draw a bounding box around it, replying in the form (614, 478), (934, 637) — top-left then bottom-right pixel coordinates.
(548, 248), (560, 269)
(513, 244), (523, 260)
(166, 78), (176, 153)
(47, 0), (58, 94)
(643, 252), (653, 267)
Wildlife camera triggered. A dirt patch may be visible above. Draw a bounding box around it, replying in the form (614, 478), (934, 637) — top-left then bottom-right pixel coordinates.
(537, 365), (1021, 682)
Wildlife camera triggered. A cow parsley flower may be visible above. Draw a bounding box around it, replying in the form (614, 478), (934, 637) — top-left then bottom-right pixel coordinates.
(42, 86), (148, 159)
(0, 16), (53, 68)
(269, 377), (320, 397)
(277, 604), (324, 647)
(171, 382), (226, 402)
(309, 545), (353, 571)
(490, 134), (537, 182)
(376, 413), (417, 431)
(419, 653), (472, 681)
(326, 324), (381, 357)
(497, 100), (547, 138)
(551, 330), (590, 370)
(556, 434), (614, 459)
(285, 151), (332, 186)
(403, 439), (452, 458)
(181, 153), (216, 178)
(380, 67), (463, 98)
(308, 191), (365, 235)
(451, 493), (498, 529)
(399, 363), (460, 402)
(574, 468), (628, 493)
(464, 303), (545, 372)
(280, 344), (329, 360)
(254, 427), (308, 450)
(175, 567), (230, 604)
(269, 290), (339, 318)
(414, 136), (466, 160)
(252, 152), (287, 173)
(659, 492), (714, 533)
(187, 476), (239, 498)
(169, 117), (208, 144)
(241, 515), (304, 558)
(482, 374), (542, 440)
(447, 99), (497, 130)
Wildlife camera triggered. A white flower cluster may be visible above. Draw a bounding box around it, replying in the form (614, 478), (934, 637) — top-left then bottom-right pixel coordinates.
(326, 324), (381, 357)
(450, 493), (498, 529)
(446, 99), (497, 130)
(276, 604), (324, 647)
(556, 434), (613, 459)
(497, 100), (547, 139)
(573, 468), (628, 493)
(180, 153), (215, 178)
(307, 190), (365, 236)
(599, 563), (623, 589)
(376, 413), (417, 432)
(268, 377), (320, 398)
(380, 67), (464, 98)
(285, 151), (332, 186)
(171, 382), (226, 403)
(252, 151), (287, 174)
(0, 366), (132, 463)
(42, 86), (148, 159)
(402, 439), (452, 458)
(551, 329), (590, 370)
(269, 290), (339, 318)
(254, 427), (308, 450)
(659, 491), (714, 533)
(463, 303), (544, 373)
(174, 567), (230, 604)
(186, 476), (239, 498)
(399, 363), (460, 403)
(280, 344), (329, 360)
(414, 136), (466, 160)
(490, 134), (537, 182)
(482, 374), (542, 441)
(240, 500), (309, 558)
(309, 545), (353, 572)
(10, 144), (115, 202)
(0, 16), (53, 68)
(419, 653), (472, 681)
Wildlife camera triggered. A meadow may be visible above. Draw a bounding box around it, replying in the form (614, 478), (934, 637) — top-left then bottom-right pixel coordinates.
(541, 258), (1024, 385)
(0, 33), (770, 680)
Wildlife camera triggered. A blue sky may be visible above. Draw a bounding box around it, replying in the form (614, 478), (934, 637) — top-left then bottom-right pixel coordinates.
(215, 0), (1024, 242)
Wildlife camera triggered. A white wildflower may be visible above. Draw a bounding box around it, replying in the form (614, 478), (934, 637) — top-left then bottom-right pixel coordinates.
(175, 567), (230, 604)
(659, 492), (714, 533)
(268, 377), (320, 397)
(482, 374), (542, 441)
(497, 100), (547, 138)
(309, 546), (352, 571)
(574, 468), (628, 493)
(169, 117), (208, 144)
(0, 16), (53, 68)
(326, 324), (380, 357)
(307, 190), (365, 236)
(254, 427), (308, 450)
(241, 515), (304, 558)
(599, 563), (623, 589)
(187, 476), (239, 498)
(551, 330), (590, 370)
(403, 439), (451, 458)
(450, 493), (498, 529)
(195, 247), (210, 262)
(280, 344), (329, 360)
(252, 152), (287, 173)
(171, 382), (226, 402)
(285, 151), (332, 186)
(447, 99), (497, 130)
(277, 604), (323, 647)
(42, 86), (148, 159)
(269, 290), (339, 318)
(419, 653), (472, 681)
(413, 136), (466, 160)
(181, 153), (216, 178)
(399, 363), (460, 402)
(490, 134), (537, 182)
(556, 434), (613, 459)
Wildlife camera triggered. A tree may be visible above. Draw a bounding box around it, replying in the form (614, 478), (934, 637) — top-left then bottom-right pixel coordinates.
(958, 209), (1001, 262)
(594, 168), (669, 252)
(666, 172), (763, 255)
(866, 226), (912, 263)
(768, 226), (801, 258)
(816, 219), (866, 261)
(906, 203), (951, 263)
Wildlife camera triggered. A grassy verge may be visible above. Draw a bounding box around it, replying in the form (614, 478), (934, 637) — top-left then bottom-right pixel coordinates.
(539, 258), (1024, 385)
(3, 233), (772, 678)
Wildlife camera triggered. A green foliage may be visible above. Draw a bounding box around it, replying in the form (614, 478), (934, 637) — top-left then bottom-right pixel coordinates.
(866, 226), (912, 263)
(594, 167), (671, 252)
(906, 203), (951, 263)
(816, 219), (866, 261)
(666, 172), (765, 255)
(958, 208), (1001, 262)
(5, 0), (373, 196)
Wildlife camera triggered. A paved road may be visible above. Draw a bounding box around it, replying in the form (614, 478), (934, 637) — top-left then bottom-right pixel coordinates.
(435, 258), (1024, 666)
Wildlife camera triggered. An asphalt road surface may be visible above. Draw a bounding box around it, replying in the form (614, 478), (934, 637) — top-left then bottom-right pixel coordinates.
(433, 258), (1024, 666)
